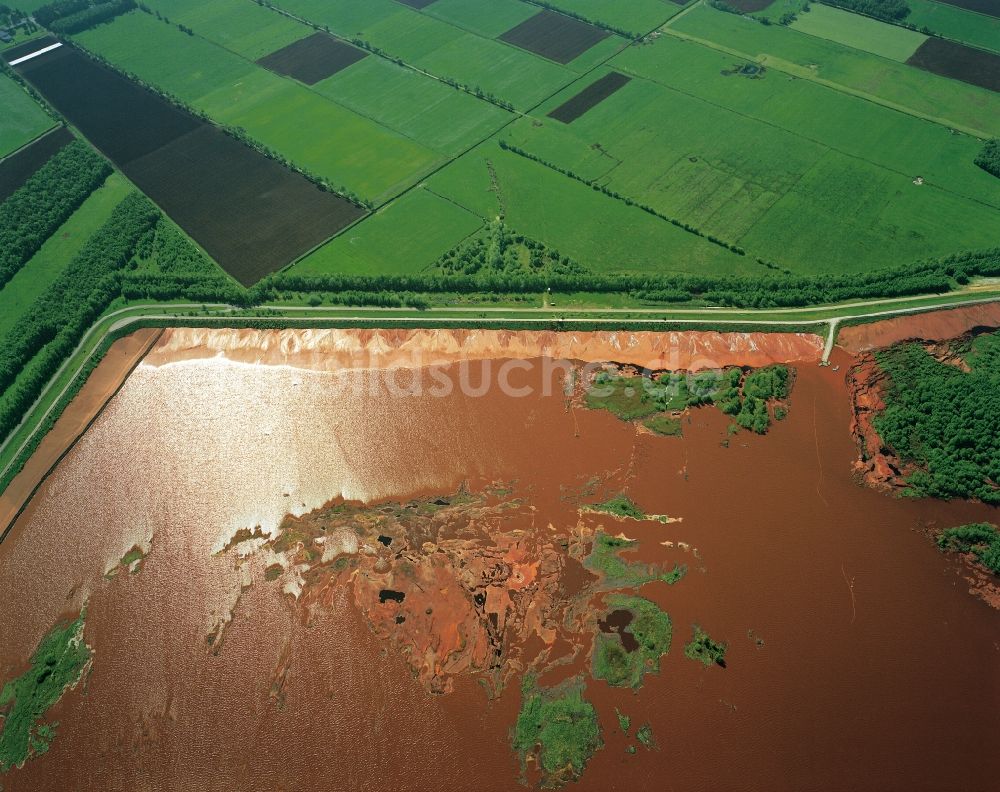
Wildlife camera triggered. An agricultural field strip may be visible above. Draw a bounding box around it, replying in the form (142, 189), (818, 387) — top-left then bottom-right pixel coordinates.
(90, 10), (458, 163)
(253, 0), (674, 107)
(249, 0), (573, 111)
(290, 0), (679, 230)
(561, 55), (1000, 220)
(814, 0), (1000, 54)
(4, 291), (1000, 505)
(658, 17), (995, 138)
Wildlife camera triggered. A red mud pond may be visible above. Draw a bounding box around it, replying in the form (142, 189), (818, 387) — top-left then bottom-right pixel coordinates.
(0, 327), (997, 792)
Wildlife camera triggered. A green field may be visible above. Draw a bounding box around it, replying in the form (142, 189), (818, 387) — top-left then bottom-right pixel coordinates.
(76, 11), (442, 201)
(613, 34), (1000, 209)
(269, 0), (620, 108)
(140, 0), (308, 59)
(507, 37), (1000, 273)
(313, 57), (512, 157)
(422, 0), (538, 38)
(0, 73), (54, 158)
(295, 187), (484, 276)
(668, 4), (1000, 137)
(0, 174), (132, 343)
(426, 143), (754, 277)
(532, 0), (687, 33)
(905, 0), (1000, 54)
(790, 4), (927, 61)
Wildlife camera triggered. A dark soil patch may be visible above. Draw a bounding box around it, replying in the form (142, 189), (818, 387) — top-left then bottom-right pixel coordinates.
(16, 44), (364, 285)
(931, 0), (999, 17)
(548, 72), (630, 123)
(123, 126), (363, 285)
(15, 45), (200, 165)
(256, 32), (367, 86)
(907, 37), (1000, 93)
(396, 0), (438, 7)
(499, 9), (611, 64)
(0, 126), (73, 203)
(726, 0), (776, 11)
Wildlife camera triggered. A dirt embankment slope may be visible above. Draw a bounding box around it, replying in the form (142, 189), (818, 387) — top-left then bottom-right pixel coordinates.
(838, 302), (1000, 354)
(144, 327), (824, 371)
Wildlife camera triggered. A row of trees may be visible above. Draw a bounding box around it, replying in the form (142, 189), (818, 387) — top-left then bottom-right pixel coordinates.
(0, 141), (110, 290)
(47, 0), (135, 34)
(822, 0), (910, 22)
(259, 246), (998, 308)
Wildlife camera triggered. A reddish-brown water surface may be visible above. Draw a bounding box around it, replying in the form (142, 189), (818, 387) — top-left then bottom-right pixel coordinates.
(0, 330), (996, 792)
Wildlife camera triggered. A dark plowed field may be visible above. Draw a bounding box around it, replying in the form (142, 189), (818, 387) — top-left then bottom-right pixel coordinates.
(727, 0), (776, 11)
(499, 10), (611, 64)
(124, 127), (363, 285)
(932, 0), (1000, 17)
(396, 0), (438, 7)
(2, 34), (59, 63)
(257, 33), (367, 86)
(907, 38), (1000, 94)
(548, 72), (631, 123)
(17, 46), (200, 164)
(14, 44), (365, 285)
(0, 126), (73, 202)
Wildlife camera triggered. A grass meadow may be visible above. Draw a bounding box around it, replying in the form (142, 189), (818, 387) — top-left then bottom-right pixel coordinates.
(613, 35), (1000, 209)
(0, 74), (54, 158)
(789, 4), (927, 61)
(295, 187), (484, 275)
(313, 56), (512, 157)
(141, 0), (308, 59)
(426, 143), (755, 277)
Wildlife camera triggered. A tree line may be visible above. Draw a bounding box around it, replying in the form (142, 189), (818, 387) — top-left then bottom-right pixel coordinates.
(0, 192), (158, 441)
(257, 246), (998, 308)
(46, 0), (135, 34)
(0, 141), (110, 290)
